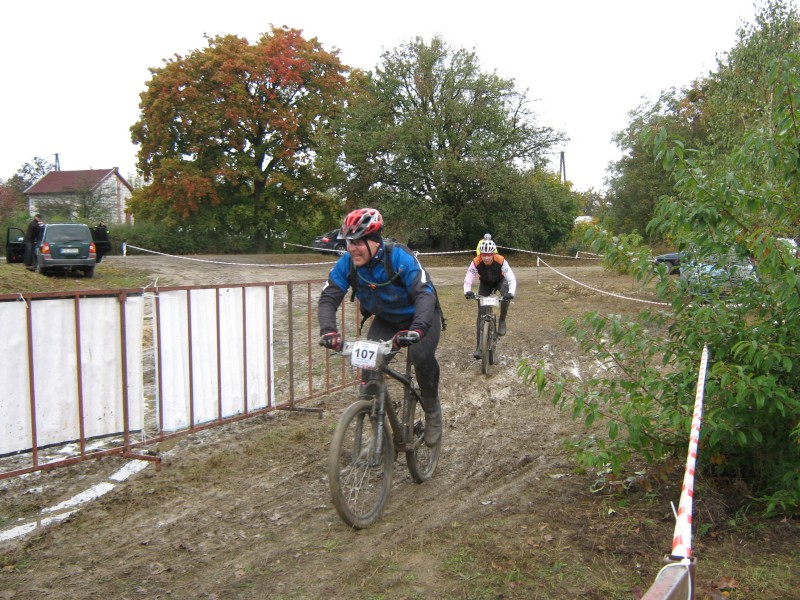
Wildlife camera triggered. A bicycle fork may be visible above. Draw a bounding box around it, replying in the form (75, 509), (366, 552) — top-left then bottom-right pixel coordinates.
(360, 380), (388, 467)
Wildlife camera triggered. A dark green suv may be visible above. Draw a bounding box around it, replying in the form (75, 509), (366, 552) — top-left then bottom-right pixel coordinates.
(33, 223), (97, 278)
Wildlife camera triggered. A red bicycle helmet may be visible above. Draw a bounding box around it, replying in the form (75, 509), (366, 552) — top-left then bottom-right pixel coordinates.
(341, 208), (383, 240)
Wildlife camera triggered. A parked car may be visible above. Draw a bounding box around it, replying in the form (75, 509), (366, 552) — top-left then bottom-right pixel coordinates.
(654, 251), (685, 274)
(312, 229), (346, 254)
(679, 252), (757, 297)
(5, 227), (25, 263)
(32, 223), (97, 278)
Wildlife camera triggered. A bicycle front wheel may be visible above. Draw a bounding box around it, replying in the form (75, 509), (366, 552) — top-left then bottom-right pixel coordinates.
(406, 393), (440, 483)
(489, 320), (496, 365)
(481, 319), (490, 375)
(328, 400), (394, 529)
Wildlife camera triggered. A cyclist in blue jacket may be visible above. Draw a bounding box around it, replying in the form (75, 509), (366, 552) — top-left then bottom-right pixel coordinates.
(318, 208), (444, 446)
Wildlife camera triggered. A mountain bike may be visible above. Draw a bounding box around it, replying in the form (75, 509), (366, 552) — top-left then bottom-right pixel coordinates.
(327, 338), (441, 529)
(472, 294), (500, 375)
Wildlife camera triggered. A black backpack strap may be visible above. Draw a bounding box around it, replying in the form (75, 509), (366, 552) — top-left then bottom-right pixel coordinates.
(347, 255), (358, 302)
(383, 240), (396, 279)
(434, 287), (447, 332)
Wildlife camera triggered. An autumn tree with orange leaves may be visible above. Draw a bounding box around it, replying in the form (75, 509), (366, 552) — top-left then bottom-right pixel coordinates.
(130, 26), (349, 249)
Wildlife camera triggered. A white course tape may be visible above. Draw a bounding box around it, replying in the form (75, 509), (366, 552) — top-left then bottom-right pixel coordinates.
(537, 257), (671, 307)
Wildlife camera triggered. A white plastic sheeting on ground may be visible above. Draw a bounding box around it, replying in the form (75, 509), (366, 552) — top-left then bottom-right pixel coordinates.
(0, 295), (144, 456)
(154, 286), (274, 431)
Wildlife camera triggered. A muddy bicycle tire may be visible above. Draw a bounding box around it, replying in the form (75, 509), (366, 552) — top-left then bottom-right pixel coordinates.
(328, 400), (394, 529)
(481, 319), (491, 374)
(489, 320), (496, 365)
(405, 393), (441, 483)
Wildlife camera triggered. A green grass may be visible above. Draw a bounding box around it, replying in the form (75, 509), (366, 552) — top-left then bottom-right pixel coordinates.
(0, 262), (155, 295)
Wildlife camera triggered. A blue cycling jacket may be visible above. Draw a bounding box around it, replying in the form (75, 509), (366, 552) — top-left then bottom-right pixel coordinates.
(318, 241), (438, 336)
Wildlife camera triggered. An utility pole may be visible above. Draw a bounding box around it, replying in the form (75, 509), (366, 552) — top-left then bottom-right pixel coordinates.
(559, 151), (566, 184)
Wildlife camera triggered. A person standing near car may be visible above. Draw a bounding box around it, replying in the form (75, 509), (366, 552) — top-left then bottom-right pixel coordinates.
(24, 214), (43, 268)
(463, 238), (517, 359)
(93, 221), (110, 263)
(318, 208), (444, 447)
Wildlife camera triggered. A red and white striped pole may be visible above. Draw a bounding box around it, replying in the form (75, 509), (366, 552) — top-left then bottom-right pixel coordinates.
(671, 344), (709, 559)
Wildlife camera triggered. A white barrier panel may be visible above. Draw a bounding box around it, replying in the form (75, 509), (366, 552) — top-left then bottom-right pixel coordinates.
(0, 301), (31, 455)
(0, 295), (144, 456)
(243, 287), (272, 411)
(155, 287), (274, 431)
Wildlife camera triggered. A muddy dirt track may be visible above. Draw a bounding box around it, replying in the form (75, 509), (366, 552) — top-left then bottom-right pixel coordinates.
(1, 253), (798, 599)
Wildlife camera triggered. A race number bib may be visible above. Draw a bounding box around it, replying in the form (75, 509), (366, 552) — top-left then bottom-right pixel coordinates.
(480, 296), (499, 307)
(351, 340), (381, 370)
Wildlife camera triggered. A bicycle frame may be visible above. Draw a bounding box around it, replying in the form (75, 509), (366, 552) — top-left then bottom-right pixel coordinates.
(350, 340), (420, 455)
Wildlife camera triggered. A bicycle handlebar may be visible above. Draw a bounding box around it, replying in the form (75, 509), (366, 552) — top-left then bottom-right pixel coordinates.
(339, 339), (395, 356)
(468, 294), (501, 307)
(336, 338), (402, 358)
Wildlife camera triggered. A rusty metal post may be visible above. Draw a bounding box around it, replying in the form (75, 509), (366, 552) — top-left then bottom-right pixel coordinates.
(339, 296), (347, 385)
(287, 283), (295, 408)
(266, 284), (273, 408)
(307, 282), (313, 397)
(118, 293), (129, 450)
(25, 295), (39, 469)
(241, 286), (249, 415)
(154, 291), (166, 437)
(215, 287), (223, 423)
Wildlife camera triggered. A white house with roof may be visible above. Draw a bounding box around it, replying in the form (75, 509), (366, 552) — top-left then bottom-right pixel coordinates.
(24, 168), (133, 224)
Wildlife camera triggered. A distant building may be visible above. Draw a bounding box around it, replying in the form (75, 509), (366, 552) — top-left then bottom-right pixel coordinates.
(24, 168), (133, 224)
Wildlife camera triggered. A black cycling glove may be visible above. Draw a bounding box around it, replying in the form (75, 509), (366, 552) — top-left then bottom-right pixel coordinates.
(320, 332), (343, 351)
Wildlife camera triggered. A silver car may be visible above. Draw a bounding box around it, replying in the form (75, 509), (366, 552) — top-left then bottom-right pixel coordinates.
(679, 251), (756, 296)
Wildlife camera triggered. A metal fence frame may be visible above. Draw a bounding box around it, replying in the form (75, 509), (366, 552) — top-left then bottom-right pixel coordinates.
(0, 279), (359, 481)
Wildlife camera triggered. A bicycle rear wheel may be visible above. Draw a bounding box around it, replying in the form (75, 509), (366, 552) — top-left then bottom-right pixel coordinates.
(328, 400), (394, 529)
(406, 394), (440, 483)
(481, 319), (490, 375)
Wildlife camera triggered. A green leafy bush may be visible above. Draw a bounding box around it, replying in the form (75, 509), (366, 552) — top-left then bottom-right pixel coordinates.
(520, 51), (800, 515)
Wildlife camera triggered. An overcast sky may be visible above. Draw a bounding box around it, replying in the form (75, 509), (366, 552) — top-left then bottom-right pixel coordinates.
(1, 0), (762, 192)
